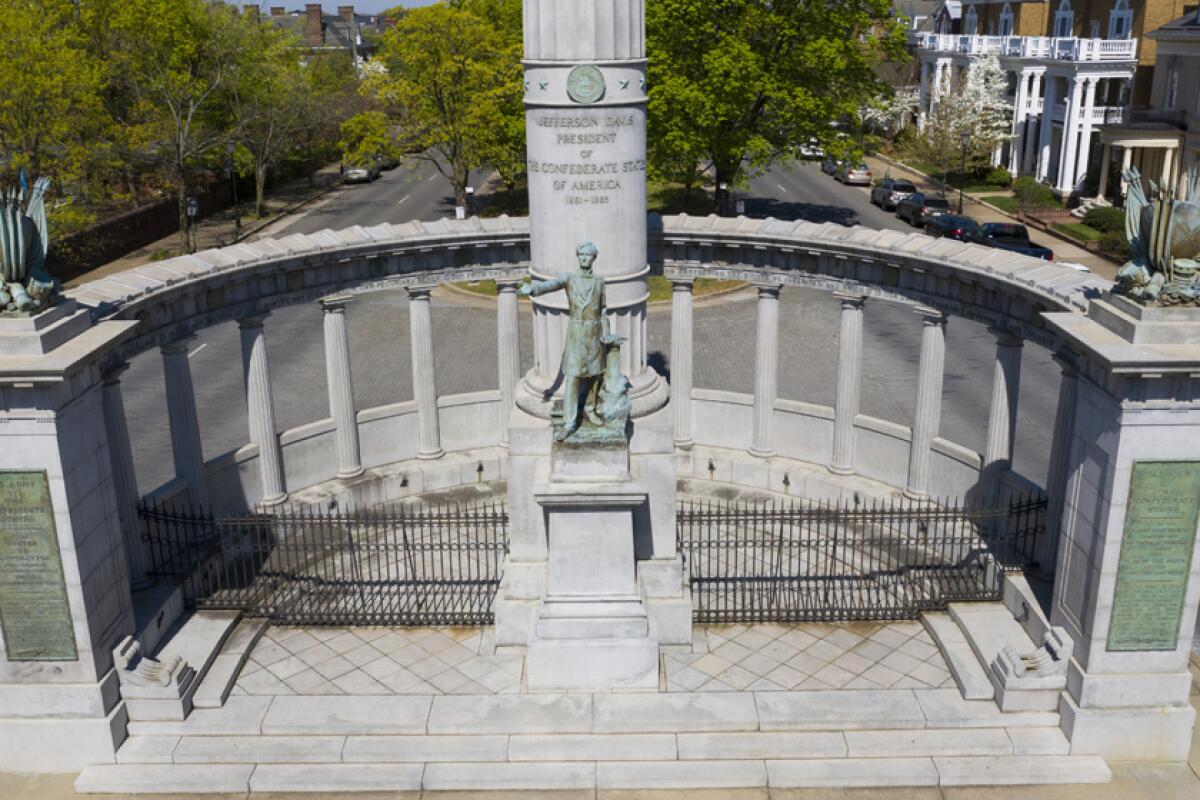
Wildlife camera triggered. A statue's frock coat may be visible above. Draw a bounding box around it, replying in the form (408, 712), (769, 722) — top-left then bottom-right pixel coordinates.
(529, 272), (606, 378)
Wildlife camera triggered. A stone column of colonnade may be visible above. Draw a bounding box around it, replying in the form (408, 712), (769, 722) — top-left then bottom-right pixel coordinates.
(750, 283), (781, 458)
(321, 296), (364, 478)
(406, 286), (443, 460)
(160, 337), (209, 509)
(905, 307), (948, 499)
(669, 276), (695, 448)
(496, 280), (523, 444)
(983, 328), (1024, 506)
(238, 314), (287, 506)
(101, 363), (151, 588)
(517, 0), (668, 419)
(829, 292), (866, 475)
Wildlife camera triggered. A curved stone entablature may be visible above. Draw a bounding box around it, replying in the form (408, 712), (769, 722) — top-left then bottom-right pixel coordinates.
(61, 213), (1109, 364)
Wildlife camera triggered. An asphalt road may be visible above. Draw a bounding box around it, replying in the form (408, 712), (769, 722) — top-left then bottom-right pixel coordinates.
(122, 159), (1061, 501)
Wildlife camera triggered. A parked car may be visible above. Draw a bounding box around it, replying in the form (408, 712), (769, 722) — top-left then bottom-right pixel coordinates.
(343, 161), (381, 184)
(377, 152), (401, 171)
(797, 140), (825, 159)
(836, 162), (872, 186)
(820, 157), (842, 175)
(895, 193), (951, 226)
(924, 214), (982, 241)
(869, 178), (918, 210)
(976, 223), (1055, 260)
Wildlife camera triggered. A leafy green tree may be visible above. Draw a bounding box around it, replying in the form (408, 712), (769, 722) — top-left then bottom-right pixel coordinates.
(366, 2), (521, 208)
(338, 111), (395, 166)
(647, 0), (905, 212)
(297, 52), (365, 184)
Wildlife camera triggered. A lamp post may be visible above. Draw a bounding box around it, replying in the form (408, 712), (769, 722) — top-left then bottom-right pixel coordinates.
(226, 142), (242, 242)
(958, 130), (971, 214)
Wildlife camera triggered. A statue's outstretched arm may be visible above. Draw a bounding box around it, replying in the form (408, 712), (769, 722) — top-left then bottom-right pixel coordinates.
(518, 274), (569, 298)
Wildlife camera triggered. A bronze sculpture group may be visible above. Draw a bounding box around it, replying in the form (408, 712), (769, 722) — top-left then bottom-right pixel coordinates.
(1115, 166), (1200, 306)
(0, 176), (57, 314)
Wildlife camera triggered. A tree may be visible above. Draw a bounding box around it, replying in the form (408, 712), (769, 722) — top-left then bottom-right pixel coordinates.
(860, 86), (919, 145)
(915, 55), (1010, 184)
(647, 0), (905, 212)
(338, 111), (395, 166)
(366, 2), (521, 207)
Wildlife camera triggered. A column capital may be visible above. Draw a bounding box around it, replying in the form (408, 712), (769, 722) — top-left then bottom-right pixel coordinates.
(833, 291), (867, 309)
(237, 311), (271, 330)
(988, 326), (1024, 348)
(914, 305), (949, 326)
(405, 284), (435, 301)
(669, 275), (697, 291)
(320, 294), (354, 313)
(495, 279), (524, 293)
(753, 282), (782, 299)
(1052, 350), (1079, 376)
(101, 360), (130, 385)
(160, 335), (196, 356)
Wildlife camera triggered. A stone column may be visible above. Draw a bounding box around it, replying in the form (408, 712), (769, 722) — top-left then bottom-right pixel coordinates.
(101, 363), (149, 589)
(830, 292), (866, 475)
(918, 60), (930, 128)
(750, 283), (781, 458)
(496, 280), (523, 445)
(321, 295), (363, 478)
(1073, 77), (1098, 187)
(982, 328), (1023, 506)
(1008, 71), (1029, 174)
(160, 337), (208, 509)
(1037, 75), (1059, 181)
(905, 307), (948, 499)
(1023, 72), (1044, 175)
(1039, 353), (1078, 575)
(407, 285), (443, 459)
(1096, 142), (1112, 200)
(238, 314), (286, 506)
(670, 276), (695, 449)
(1056, 77), (1085, 193)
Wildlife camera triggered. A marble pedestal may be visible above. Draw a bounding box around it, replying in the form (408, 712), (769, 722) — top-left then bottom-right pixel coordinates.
(526, 483), (658, 690)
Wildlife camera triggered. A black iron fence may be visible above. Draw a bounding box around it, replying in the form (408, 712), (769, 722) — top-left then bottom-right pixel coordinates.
(677, 492), (1046, 624)
(140, 501), (508, 627)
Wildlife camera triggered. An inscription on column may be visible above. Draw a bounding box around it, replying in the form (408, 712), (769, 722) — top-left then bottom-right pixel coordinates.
(527, 111), (646, 208)
(1107, 461), (1200, 652)
(0, 471), (77, 661)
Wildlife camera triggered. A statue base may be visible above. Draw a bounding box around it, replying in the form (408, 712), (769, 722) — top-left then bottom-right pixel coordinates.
(0, 300), (91, 356)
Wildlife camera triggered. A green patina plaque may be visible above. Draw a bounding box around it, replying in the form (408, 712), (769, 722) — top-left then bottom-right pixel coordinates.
(0, 471), (77, 661)
(1107, 461), (1200, 652)
(567, 65), (605, 104)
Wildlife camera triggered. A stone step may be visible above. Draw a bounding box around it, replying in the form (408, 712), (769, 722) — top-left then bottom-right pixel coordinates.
(191, 618), (267, 710)
(75, 755), (1111, 793)
(922, 610), (995, 700)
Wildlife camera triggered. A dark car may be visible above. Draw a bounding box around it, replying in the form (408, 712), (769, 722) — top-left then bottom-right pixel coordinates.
(977, 223), (1054, 260)
(925, 214), (982, 242)
(895, 193), (951, 226)
(870, 178), (918, 211)
(820, 156), (842, 176)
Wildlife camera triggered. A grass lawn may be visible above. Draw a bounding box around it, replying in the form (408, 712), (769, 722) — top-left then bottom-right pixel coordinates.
(981, 195), (1019, 214)
(648, 181), (714, 216)
(1052, 222), (1102, 241)
(453, 276), (745, 302)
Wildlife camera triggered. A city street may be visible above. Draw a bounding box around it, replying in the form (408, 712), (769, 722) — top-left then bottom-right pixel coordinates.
(123, 158), (1061, 498)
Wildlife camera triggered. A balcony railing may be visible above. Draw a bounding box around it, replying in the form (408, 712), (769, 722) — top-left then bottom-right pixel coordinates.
(910, 32), (1137, 62)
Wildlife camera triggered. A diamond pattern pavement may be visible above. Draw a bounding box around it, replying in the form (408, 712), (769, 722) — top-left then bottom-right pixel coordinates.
(233, 620), (953, 696)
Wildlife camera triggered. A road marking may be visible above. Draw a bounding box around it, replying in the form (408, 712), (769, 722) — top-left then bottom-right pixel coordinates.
(777, 183), (788, 193)
(188, 343), (207, 359)
(397, 196), (409, 206)
(427, 174), (438, 182)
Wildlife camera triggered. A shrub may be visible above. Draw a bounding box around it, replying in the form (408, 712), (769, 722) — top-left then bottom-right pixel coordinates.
(1082, 206), (1126, 234)
(1012, 176), (1057, 207)
(1098, 231), (1130, 259)
(984, 167), (1012, 188)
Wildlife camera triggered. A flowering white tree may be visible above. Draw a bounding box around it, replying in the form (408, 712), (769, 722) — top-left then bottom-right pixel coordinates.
(916, 54), (1011, 182)
(860, 86), (919, 142)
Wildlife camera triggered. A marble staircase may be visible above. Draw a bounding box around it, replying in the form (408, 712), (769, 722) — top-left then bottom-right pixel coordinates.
(78, 689), (1110, 792)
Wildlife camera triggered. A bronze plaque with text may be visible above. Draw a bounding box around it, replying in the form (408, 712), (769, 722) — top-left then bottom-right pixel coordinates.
(0, 471), (77, 661)
(1107, 461), (1200, 652)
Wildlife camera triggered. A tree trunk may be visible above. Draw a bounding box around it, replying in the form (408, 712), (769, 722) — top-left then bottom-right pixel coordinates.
(713, 164), (733, 215)
(176, 181), (191, 255)
(255, 162), (268, 218)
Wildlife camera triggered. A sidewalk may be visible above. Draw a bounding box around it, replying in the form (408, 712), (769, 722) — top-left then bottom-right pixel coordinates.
(864, 156), (1117, 280)
(64, 165), (344, 288)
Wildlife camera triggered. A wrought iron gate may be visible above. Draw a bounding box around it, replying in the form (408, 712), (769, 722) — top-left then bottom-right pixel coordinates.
(140, 501), (508, 626)
(677, 493), (1046, 623)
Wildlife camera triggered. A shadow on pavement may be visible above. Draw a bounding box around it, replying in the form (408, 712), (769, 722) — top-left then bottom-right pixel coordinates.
(743, 197), (859, 226)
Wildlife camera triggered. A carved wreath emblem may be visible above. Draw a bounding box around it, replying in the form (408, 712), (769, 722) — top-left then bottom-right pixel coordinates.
(567, 65), (606, 104)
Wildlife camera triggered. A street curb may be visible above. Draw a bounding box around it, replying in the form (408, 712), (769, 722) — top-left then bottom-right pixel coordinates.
(872, 154), (1122, 266)
(237, 175), (345, 244)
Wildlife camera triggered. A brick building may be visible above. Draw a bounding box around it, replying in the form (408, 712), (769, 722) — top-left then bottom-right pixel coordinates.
(259, 3), (393, 63)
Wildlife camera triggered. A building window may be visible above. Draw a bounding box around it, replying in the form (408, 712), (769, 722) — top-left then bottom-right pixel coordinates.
(1167, 68), (1179, 110)
(1108, 0), (1132, 39)
(964, 4), (978, 35)
(999, 3), (1014, 36)
(1054, 0), (1074, 38)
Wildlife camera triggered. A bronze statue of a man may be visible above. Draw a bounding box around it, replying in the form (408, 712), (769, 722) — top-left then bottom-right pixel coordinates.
(519, 241), (619, 441)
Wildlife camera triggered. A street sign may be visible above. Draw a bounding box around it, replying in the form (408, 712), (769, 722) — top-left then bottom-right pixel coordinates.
(186, 197), (199, 218)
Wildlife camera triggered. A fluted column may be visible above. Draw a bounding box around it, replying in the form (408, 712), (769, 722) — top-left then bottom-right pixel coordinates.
(830, 292), (866, 475)
(496, 280), (522, 445)
(983, 328), (1024, 506)
(1074, 77), (1098, 187)
(1040, 353), (1079, 576)
(905, 307), (949, 499)
(750, 283), (781, 458)
(160, 337), (209, 509)
(1023, 72), (1044, 175)
(102, 363), (150, 589)
(1008, 71), (1029, 175)
(238, 314), (286, 506)
(1056, 76), (1086, 193)
(321, 296), (363, 478)
(1037, 75), (1059, 181)
(407, 285), (443, 459)
(670, 276), (696, 448)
